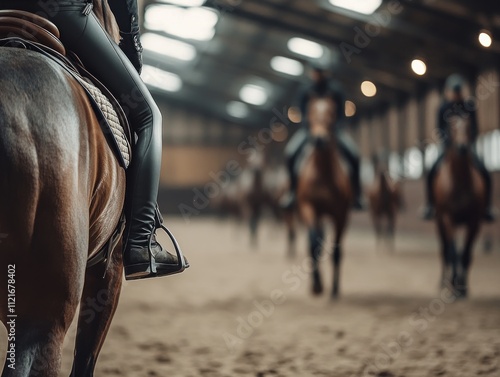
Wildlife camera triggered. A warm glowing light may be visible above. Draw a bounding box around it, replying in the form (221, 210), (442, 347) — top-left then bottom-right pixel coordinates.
(479, 31), (492, 48)
(270, 56), (304, 76)
(287, 37), (324, 59)
(345, 100), (356, 117)
(361, 81), (377, 97)
(411, 59), (427, 75)
(288, 106), (302, 123)
(142, 33), (197, 61)
(141, 65), (182, 92)
(271, 123), (289, 142)
(329, 0), (382, 15)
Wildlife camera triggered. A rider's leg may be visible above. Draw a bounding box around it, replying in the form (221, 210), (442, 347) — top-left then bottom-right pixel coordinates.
(471, 152), (496, 222)
(336, 130), (364, 210)
(5, 2), (187, 279)
(281, 127), (309, 208)
(75, 13), (188, 279)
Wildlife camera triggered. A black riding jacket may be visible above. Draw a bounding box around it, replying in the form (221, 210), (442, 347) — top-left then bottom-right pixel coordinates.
(108, 0), (139, 33)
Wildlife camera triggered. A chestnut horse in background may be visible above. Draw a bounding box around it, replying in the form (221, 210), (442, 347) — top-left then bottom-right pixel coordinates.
(367, 169), (402, 251)
(297, 97), (352, 298)
(0, 3), (128, 376)
(434, 115), (487, 298)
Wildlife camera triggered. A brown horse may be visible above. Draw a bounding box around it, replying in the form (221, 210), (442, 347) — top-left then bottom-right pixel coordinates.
(239, 153), (281, 246)
(434, 115), (487, 298)
(241, 163), (265, 246)
(0, 3), (130, 376)
(367, 170), (402, 250)
(296, 97), (352, 298)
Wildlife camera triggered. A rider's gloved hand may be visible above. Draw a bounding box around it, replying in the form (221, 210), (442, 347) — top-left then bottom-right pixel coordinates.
(119, 13), (143, 74)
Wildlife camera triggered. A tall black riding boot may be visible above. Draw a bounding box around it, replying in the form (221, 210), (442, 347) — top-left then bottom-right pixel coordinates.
(123, 112), (188, 280)
(422, 155), (443, 220)
(280, 153), (299, 209)
(421, 170), (435, 220)
(280, 129), (308, 209)
(350, 158), (365, 210)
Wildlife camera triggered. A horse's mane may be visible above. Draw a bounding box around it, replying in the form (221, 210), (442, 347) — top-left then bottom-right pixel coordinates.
(92, 0), (121, 44)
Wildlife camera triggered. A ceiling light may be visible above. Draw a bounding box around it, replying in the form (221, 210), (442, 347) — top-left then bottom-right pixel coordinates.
(239, 84), (268, 106)
(145, 5), (218, 41)
(270, 56), (304, 76)
(141, 65), (182, 92)
(478, 31), (492, 48)
(361, 81), (377, 97)
(411, 59), (427, 75)
(345, 100), (356, 117)
(142, 33), (197, 61)
(328, 0), (382, 15)
(287, 37), (324, 59)
(227, 101), (249, 118)
(157, 0), (205, 6)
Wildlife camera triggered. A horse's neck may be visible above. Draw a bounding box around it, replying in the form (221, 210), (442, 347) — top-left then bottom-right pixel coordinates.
(446, 149), (474, 184)
(313, 140), (340, 178)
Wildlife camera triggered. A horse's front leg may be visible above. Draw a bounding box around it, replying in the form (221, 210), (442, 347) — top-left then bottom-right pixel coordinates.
(309, 225), (324, 295)
(300, 203), (323, 295)
(331, 218), (347, 299)
(436, 216), (452, 289)
(70, 245), (123, 377)
(284, 209), (296, 259)
(440, 216), (461, 295)
(458, 222), (480, 298)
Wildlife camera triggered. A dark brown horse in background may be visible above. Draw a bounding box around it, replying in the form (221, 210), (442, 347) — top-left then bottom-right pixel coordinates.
(239, 153), (284, 246)
(241, 157), (266, 246)
(297, 97), (351, 298)
(0, 3), (128, 376)
(434, 115), (487, 298)
(367, 169), (402, 251)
